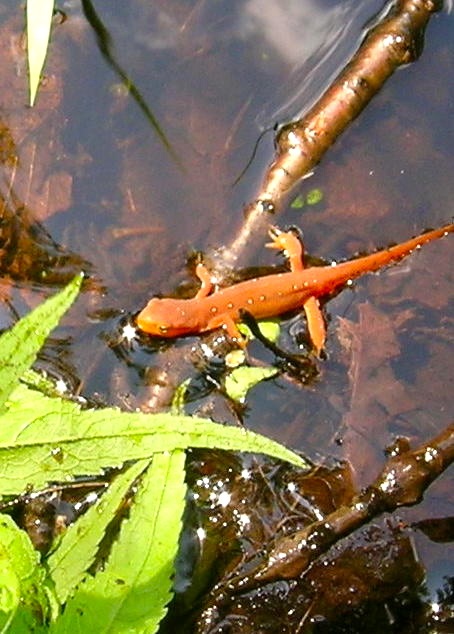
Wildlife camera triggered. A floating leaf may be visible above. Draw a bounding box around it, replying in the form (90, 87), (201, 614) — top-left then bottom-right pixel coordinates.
(306, 188), (323, 205)
(0, 274), (83, 412)
(238, 319), (280, 343)
(26, 0), (55, 106)
(225, 366), (279, 403)
(52, 451), (186, 634)
(290, 189), (324, 209)
(290, 194), (305, 209)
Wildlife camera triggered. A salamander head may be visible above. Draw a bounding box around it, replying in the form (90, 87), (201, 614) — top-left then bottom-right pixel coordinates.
(136, 297), (199, 338)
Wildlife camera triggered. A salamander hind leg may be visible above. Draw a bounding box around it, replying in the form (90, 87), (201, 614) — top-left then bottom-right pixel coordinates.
(194, 262), (214, 299)
(303, 296), (326, 357)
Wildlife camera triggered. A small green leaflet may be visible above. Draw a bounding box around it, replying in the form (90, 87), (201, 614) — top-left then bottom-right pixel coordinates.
(27, 0), (55, 106)
(306, 188), (323, 205)
(0, 274), (83, 413)
(51, 451), (186, 634)
(290, 188), (324, 209)
(290, 194), (305, 209)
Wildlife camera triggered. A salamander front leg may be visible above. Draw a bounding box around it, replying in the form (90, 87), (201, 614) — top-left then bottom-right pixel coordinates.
(266, 226), (326, 355)
(207, 313), (247, 348)
(266, 226), (304, 273)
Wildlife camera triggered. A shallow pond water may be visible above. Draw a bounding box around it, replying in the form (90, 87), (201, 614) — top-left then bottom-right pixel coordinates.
(0, 0), (453, 631)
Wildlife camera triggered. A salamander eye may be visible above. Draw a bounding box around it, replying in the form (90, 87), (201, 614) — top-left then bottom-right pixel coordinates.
(159, 325), (168, 334)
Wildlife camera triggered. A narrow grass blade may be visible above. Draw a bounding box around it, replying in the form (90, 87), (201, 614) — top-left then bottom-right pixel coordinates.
(27, 0), (55, 105)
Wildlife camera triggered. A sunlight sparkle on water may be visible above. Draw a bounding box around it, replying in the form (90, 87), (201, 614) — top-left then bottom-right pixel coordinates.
(196, 527), (206, 542)
(121, 323), (137, 343)
(217, 490), (231, 507)
(55, 378), (68, 394)
(240, 468), (252, 480)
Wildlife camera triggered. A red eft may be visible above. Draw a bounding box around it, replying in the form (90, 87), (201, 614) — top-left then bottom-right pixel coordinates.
(137, 223), (453, 352)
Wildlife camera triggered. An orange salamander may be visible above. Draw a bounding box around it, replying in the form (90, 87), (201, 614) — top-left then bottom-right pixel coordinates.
(137, 223), (453, 352)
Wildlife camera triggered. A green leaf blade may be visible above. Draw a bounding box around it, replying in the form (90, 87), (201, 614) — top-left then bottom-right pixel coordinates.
(0, 384), (308, 495)
(48, 460), (151, 605)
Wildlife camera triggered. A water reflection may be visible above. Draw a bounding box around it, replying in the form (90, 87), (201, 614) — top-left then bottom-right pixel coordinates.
(243, 0), (383, 122)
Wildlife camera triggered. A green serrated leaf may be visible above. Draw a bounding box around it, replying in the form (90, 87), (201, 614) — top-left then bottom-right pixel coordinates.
(0, 515), (52, 632)
(0, 383), (308, 496)
(225, 366), (279, 403)
(27, 0), (55, 106)
(52, 450), (186, 634)
(0, 274), (83, 413)
(47, 460), (151, 605)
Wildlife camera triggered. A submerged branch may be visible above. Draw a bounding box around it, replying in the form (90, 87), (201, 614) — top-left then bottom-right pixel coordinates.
(221, 0), (441, 267)
(204, 422), (454, 601)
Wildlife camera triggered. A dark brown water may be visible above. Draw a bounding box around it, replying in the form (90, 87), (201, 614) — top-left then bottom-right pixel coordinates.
(0, 1), (452, 631)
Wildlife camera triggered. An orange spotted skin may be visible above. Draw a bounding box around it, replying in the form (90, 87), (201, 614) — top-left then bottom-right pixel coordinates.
(137, 224), (453, 346)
